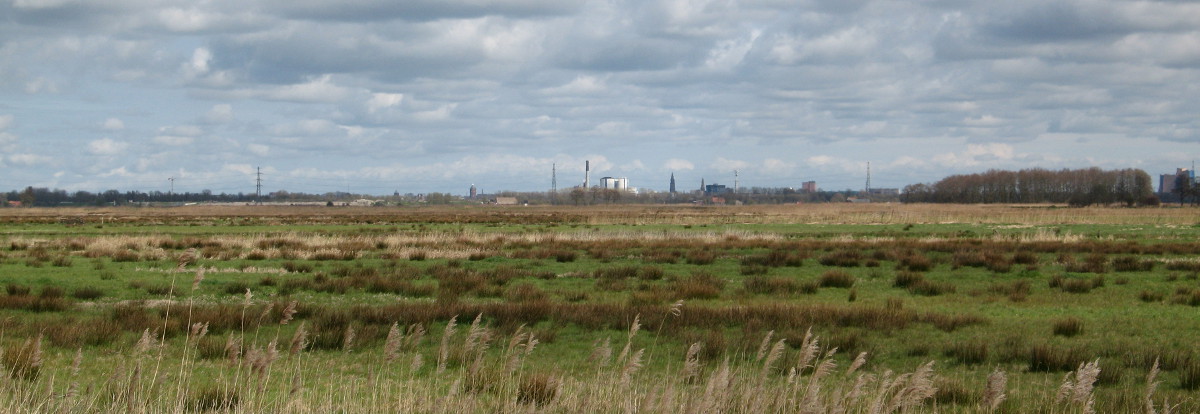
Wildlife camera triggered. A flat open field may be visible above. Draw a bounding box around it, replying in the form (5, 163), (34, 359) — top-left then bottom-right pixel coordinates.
(0, 204), (1197, 413)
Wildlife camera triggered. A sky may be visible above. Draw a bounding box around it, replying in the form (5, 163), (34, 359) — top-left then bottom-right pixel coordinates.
(2, 0), (1199, 196)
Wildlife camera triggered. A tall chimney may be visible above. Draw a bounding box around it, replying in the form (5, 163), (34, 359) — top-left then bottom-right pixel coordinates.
(585, 160), (590, 188)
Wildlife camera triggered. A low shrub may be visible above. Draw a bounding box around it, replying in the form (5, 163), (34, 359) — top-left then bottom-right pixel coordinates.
(637, 266), (665, 281)
(944, 340), (989, 365)
(908, 280), (955, 296)
(1165, 261), (1200, 272)
(744, 276), (800, 295)
(593, 266), (639, 280)
(741, 250), (806, 267)
(797, 281), (820, 294)
(1138, 290), (1164, 303)
(70, 287), (104, 300)
(893, 271), (924, 288)
(187, 387), (240, 412)
(896, 254), (933, 272)
(1112, 256), (1154, 272)
(1170, 289), (1200, 307)
(644, 250), (679, 264)
(817, 270), (855, 288)
(1065, 253), (1108, 274)
(1052, 317), (1083, 337)
(282, 261), (314, 273)
(819, 250), (862, 267)
(1181, 359), (1200, 390)
(553, 250), (578, 263)
(517, 373), (559, 407)
(504, 283), (548, 303)
(672, 272), (725, 300)
(6, 284), (30, 296)
(223, 281), (251, 296)
(740, 265), (769, 276)
(924, 313), (985, 332)
(1028, 344), (1086, 372)
(1012, 251), (1038, 265)
(685, 250), (717, 265)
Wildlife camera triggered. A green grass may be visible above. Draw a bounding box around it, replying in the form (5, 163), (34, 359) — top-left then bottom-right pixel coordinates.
(0, 206), (1198, 411)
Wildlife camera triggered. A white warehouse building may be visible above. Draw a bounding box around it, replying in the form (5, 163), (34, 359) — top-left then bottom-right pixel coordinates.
(599, 177), (629, 190)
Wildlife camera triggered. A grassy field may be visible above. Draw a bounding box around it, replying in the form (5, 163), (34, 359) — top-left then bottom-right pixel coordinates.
(0, 203), (1197, 413)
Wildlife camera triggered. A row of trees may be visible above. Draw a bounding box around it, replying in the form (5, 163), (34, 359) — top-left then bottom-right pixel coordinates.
(3, 185), (877, 207)
(2, 187), (264, 207)
(901, 168), (1157, 206)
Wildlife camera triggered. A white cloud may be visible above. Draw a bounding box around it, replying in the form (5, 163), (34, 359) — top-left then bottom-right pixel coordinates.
(806, 155), (837, 167)
(759, 158), (794, 175)
(186, 48), (211, 75)
(262, 75), (353, 103)
(12, 0), (75, 9)
(23, 77), (58, 94)
(711, 157), (750, 173)
(619, 159), (646, 172)
(542, 75), (607, 95)
(158, 8), (216, 32)
(0, 114), (14, 151)
(159, 125), (203, 137)
(705, 30), (760, 71)
(203, 104), (234, 124)
(6, 153), (52, 166)
(247, 144), (270, 156)
(102, 118), (124, 130)
(153, 136), (193, 146)
(0, 133), (16, 151)
(932, 143), (1017, 168)
(3, 0), (1200, 193)
(366, 93), (404, 114)
(663, 158), (694, 171)
(963, 115), (1004, 127)
(87, 138), (129, 156)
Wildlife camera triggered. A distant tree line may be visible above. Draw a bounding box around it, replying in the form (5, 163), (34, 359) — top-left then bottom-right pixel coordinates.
(2, 187), (263, 207)
(494, 187), (888, 205)
(901, 168), (1157, 206)
(2, 185), (893, 207)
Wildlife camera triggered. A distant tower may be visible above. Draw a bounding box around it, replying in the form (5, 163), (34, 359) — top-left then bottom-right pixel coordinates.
(552, 163), (557, 193)
(865, 162), (871, 194)
(669, 173), (676, 194)
(734, 170), (739, 193)
(701, 178), (705, 195)
(584, 160), (590, 188)
(469, 184), (477, 198)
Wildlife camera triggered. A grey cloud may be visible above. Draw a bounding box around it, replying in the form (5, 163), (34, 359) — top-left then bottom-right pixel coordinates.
(262, 0), (585, 22)
(980, 3), (1130, 43)
(1, 0), (1198, 193)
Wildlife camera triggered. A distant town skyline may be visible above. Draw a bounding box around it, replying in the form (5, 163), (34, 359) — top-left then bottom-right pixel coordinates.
(2, 1), (1199, 195)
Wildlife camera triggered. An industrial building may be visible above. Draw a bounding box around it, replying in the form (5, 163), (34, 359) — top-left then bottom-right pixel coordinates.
(1160, 168), (1195, 194)
(801, 181), (817, 193)
(600, 177), (628, 190)
(704, 183), (729, 195)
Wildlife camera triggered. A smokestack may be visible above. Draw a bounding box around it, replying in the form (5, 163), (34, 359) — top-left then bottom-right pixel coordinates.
(585, 160), (590, 188)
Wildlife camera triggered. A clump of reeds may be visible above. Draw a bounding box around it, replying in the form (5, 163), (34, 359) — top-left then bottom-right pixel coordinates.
(1052, 317), (1084, 337)
(2, 334), (43, 380)
(817, 270), (855, 288)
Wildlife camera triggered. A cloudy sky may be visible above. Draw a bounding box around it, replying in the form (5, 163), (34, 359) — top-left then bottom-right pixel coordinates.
(2, 0), (1199, 195)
